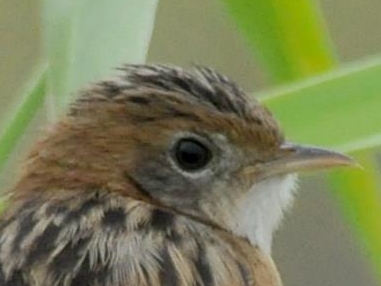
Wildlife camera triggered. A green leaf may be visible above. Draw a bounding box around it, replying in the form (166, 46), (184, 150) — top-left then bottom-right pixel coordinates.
(0, 66), (47, 173)
(220, 0), (336, 83)
(220, 0), (381, 282)
(0, 1), (159, 177)
(329, 151), (381, 279)
(43, 0), (159, 116)
(260, 57), (381, 151)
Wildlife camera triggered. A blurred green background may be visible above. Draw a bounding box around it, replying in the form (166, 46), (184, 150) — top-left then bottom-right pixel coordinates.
(1, 0), (381, 285)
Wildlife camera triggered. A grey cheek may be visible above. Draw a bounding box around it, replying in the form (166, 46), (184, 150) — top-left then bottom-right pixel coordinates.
(132, 158), (203, 206)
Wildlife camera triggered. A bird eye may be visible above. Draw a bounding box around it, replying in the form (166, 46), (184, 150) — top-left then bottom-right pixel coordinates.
(173, 138), (212, 171)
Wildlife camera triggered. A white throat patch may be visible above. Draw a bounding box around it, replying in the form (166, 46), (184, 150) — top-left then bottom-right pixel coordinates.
(228, 174), (298, 254)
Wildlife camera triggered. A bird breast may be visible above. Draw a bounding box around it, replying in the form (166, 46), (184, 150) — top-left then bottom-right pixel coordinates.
(0, 189), (283, 286)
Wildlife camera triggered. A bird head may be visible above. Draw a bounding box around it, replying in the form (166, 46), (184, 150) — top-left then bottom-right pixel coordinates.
(18, 65), (353, 253)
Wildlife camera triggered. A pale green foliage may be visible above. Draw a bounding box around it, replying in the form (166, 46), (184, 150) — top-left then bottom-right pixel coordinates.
(221, 0), (381, 281)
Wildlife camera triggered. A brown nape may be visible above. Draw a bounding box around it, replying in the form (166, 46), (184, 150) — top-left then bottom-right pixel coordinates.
(12, 101), (136, 194)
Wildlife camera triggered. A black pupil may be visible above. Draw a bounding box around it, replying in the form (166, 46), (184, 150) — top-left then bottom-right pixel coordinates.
(174, 139), (211, 171)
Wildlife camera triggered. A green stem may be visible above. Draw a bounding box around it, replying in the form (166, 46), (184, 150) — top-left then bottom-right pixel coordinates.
(220, 0), (336, 82)
(0, 67), (47, 173)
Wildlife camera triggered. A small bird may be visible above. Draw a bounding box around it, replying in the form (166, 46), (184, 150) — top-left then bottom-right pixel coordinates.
(0, 64), (352, 286)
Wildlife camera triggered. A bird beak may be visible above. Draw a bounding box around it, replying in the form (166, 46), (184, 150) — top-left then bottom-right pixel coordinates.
(244, 142), (356, 179)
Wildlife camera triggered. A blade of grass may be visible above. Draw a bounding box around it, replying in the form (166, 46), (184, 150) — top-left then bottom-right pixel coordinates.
(329, 151), (381, 279)
(0, 65), (47, 173)
(42, 1), (74, 119)
(260, 56), (381, 150)
(43, 0), (159, 117)
(0, 0), (159, 177)
(220, 0), (381, 281)
(220, 0), (336, 83)
(0, 1), (159, 198)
